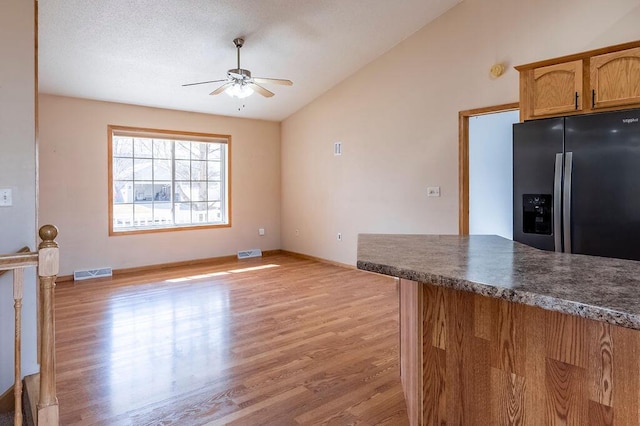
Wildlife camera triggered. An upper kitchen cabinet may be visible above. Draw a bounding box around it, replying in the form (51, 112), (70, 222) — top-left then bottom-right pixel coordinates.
(530, 60), (583, 117)
(590, 47), (640, 110)
(516, 41), (640, 121)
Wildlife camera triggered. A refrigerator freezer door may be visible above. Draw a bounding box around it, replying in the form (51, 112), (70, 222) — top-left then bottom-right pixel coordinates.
(565, 109), (640, 261)
(513, 117), (564, 251)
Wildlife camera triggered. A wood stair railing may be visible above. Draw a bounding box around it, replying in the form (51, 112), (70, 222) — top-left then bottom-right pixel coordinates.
(0, 225), (59, 426)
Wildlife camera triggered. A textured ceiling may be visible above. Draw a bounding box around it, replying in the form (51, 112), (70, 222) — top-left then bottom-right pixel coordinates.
(38, 0), (461, 121)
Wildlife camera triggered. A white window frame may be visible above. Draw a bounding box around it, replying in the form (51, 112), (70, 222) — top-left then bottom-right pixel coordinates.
(108, 125), (231, 235)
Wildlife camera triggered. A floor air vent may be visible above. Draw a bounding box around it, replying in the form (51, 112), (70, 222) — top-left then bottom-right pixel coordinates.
(237, 249), (262, 259)
(73, 267), (113, 281)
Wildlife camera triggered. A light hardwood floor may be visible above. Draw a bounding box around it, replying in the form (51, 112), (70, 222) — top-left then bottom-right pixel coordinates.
(54, 254), (408, 425)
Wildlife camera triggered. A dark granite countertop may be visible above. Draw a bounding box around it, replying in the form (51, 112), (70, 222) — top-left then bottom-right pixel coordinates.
(357, 234), (640, 330)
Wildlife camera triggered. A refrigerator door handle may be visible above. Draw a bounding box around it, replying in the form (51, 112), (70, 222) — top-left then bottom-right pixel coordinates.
(563, 152), (574, 253)
(554, 153), (563, 252)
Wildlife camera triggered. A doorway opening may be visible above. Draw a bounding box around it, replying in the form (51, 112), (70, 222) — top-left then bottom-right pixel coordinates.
(458, 103), (519, 236)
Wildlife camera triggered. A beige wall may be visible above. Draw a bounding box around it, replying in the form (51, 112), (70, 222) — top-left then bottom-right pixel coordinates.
(281, 0), (640, 265)
(0, 0), (37, 392)
(39, 95), (281, 276)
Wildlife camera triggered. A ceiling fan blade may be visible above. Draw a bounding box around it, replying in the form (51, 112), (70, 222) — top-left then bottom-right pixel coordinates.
(210, 82), (234, 95)
(253, 77), (293, 86)
(249, 83), (275, 98)
(182, 79), (228, 87)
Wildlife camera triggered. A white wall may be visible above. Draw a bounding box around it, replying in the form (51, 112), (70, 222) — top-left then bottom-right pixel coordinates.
(0, 0), (38, 393)
(281, 0), (640, 265)
(469, 110), (519, 239)
(39, 95), (281, 277)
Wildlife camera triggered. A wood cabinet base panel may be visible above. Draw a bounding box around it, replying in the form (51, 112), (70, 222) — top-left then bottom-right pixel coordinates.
(399, 279), (640, 425)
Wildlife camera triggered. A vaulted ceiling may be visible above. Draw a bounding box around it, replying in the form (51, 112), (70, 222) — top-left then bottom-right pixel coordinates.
(38, 0), (461, 121)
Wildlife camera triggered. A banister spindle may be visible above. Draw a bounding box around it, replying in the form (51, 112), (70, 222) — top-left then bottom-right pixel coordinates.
(37, 225), (59, 426)
(13, 267), (24, 426)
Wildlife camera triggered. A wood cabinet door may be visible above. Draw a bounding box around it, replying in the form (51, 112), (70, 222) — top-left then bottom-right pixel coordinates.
(591, 46), (640, 109)
(532, 60), (583, 117)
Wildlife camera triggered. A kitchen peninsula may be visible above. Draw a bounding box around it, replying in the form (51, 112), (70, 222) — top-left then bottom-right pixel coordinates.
(357, 234), (640, 425)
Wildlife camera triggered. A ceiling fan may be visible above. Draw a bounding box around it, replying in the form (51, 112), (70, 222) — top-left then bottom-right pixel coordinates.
(182, 38), (293, 99)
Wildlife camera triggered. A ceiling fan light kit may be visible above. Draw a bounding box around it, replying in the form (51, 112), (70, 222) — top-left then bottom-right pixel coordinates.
(225, 82), (254, 98)
(183, 37), (293, 100)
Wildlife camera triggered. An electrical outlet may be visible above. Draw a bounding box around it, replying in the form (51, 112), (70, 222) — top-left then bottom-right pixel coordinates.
(295, 229), (299, 236)
(0, 189), (12, 207)
(258, 228), (265, 236)
(337, 233), (342, 241)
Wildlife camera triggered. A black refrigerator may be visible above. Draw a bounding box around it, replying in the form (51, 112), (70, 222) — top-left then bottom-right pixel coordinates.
(513, 108), (640, 261)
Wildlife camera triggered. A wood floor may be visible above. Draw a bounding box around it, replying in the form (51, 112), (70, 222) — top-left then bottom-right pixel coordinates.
(54, 254), (408, 425)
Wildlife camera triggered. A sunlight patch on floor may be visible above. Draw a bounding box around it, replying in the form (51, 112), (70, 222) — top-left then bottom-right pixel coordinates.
(165, 264), (280, 283)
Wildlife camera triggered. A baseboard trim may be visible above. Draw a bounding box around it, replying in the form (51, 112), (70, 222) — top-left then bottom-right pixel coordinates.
(280, 250), (356, 270)
(56, 250), (284, 283)
(0, 385), (14, 414)
(57, 274), (74, 282)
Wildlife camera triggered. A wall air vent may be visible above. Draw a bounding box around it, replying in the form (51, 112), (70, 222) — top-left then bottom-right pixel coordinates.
(237, 249), (262, 259)
(73, 267), (113, 281)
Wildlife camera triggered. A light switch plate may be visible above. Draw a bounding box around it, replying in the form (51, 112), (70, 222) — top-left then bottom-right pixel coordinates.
(427, 187), (441, 197)
(334, 142), (342, 156)
(0, 188), (12, 206)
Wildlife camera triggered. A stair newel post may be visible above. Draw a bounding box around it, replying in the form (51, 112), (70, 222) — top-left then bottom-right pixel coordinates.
(37, 225), (59, 426)
(13, 267), (24, 426)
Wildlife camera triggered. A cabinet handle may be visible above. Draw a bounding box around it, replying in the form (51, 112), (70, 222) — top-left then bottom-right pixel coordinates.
(592, 89), (596, 108)
(575, 92), (579, 110)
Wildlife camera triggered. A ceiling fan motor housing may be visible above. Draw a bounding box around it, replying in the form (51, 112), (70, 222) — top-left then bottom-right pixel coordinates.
(228, 68), (252, 81)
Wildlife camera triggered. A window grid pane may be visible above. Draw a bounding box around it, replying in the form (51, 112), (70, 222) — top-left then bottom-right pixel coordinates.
(111, 131), (228, 232)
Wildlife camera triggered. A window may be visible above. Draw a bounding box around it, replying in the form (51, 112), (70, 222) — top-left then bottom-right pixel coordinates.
(108, 126), (231, 235)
